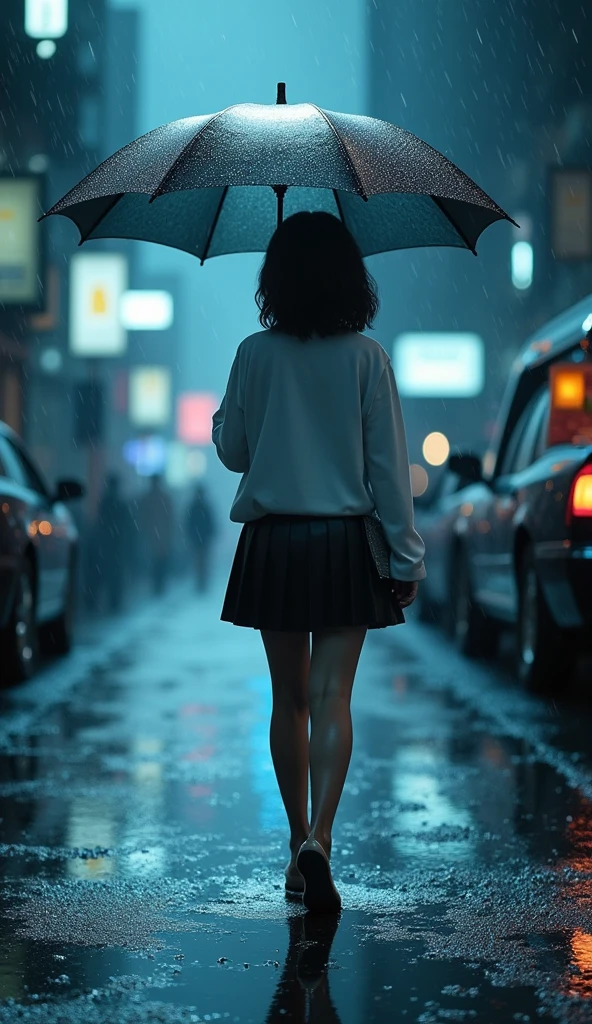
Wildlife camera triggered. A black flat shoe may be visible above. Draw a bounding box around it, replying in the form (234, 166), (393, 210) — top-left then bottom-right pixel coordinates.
(296, 839), (341, 913)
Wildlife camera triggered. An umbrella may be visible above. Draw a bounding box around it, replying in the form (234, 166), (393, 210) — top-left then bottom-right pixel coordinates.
(42, 83), (514, 263)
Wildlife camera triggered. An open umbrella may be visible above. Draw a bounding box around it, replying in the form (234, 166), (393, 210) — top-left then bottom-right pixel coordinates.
(42, 83), (514, 262)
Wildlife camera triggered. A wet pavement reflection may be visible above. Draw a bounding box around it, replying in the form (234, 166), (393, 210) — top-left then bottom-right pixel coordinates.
(1, 578), (592, 1022)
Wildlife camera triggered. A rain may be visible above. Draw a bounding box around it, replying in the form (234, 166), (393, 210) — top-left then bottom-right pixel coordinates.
(1, 1), (592, 1022)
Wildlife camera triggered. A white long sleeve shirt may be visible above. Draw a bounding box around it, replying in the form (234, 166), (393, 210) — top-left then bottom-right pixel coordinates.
(212, 329), (426, 581)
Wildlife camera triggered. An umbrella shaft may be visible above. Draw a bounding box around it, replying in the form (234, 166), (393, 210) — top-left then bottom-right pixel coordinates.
(273, 184), (288, 228)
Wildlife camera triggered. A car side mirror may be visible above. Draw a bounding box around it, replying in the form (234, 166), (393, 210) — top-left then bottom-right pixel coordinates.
(55, 479), (85, 502)
(448, 452), (482, 483)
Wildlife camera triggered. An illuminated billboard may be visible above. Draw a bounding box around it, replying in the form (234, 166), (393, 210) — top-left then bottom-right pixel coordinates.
(69, 253), (128, 357)
(393, 333), (484, 398)
(177, 392), (219, 445)
(0, 177), (43, 306)
(129, 367), (171, 427)
(120, 291), (174, 331)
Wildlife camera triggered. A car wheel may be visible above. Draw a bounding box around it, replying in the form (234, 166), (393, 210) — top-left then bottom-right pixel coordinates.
(0, 558), (39, 684)
(450, 547), (499, 659)
(516, 546), (576, 692)
(41, 562), (76, 656)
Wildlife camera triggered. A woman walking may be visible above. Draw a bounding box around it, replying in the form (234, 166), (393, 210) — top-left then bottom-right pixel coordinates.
(212, 212), (425, 912)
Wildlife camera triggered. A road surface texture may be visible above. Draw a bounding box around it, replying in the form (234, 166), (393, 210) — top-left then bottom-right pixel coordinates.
(1, 572), (592, 1024)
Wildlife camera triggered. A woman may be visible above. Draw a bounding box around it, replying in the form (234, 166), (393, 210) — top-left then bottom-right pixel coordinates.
(212, 212), (425, 912)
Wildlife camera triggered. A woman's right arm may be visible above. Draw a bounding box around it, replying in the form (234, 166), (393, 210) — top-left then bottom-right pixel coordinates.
(363, 360), (426, 582)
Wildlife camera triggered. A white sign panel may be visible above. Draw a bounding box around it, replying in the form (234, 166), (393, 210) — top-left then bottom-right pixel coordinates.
(120, 291), (174, 331)
(394, 333), (484, 398)
(551, 169), (592, 260)
(70, 253), (128, 357)
(25, 0), (68, 38)
(0, 178), (41, 305)
(129, 367), (171, 427)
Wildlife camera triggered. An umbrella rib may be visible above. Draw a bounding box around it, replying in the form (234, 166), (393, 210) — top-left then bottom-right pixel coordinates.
(77, 194), (125, 244)
(311, 106), (368, 201)
(332, 190), (346, 224)
(430, 196), (478, 256)
(200, 186), (229, 265)
(150, 106), (232, 202)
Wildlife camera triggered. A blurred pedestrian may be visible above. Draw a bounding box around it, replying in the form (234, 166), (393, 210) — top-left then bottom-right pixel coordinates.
(185, 482), (218, 593)
(213, 212), (425, 912)
(138, 474), (173, 595)
(94, 473), (131, 611)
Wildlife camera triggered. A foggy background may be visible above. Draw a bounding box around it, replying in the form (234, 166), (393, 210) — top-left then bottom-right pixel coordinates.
(2, 0), (592, 568)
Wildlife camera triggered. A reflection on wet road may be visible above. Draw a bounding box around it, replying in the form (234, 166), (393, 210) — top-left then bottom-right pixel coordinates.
(1, 576), (592, 1022)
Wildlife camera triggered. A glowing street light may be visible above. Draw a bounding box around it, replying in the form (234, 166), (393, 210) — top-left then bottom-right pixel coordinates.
(511, 241), (534, 290)
(422, 431), (450, 466)
(25, 0), (68, 39)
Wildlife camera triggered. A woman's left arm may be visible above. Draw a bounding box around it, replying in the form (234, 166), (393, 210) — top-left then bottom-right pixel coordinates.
(212, 348), (250, 473)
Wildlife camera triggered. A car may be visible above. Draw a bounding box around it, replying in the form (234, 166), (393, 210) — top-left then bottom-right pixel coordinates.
(0, 422), (83, 683)
(414, 294), (592, 691)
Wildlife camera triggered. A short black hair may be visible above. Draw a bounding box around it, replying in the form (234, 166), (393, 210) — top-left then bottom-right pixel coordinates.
(256, 211), (379, 340)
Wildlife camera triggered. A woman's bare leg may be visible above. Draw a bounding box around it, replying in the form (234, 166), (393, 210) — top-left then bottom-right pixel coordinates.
(260, 630), (311, 885)
(308, 627), (367, 855)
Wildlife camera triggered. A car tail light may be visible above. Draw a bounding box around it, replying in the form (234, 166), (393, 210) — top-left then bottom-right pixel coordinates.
(568, 464), (592, 520)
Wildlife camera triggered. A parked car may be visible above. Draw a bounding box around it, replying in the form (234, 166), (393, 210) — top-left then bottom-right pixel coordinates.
(415, 294), (592, 690)
(0, 422), (83, 682)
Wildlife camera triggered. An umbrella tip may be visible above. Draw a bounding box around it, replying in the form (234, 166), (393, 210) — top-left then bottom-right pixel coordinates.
(276, 82), (287, 104)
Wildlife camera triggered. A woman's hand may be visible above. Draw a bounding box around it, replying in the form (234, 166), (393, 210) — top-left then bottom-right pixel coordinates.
(391, 579), (419, 608)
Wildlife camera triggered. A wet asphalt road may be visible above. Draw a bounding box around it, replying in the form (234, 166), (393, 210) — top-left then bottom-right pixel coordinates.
(1, 573), (592, 1023)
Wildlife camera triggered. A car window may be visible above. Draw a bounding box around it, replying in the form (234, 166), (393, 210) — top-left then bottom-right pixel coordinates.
(0, 437), (49, 497)
(498, 405), (531, 476)
(498, 389), (547, 475)
(533, 392), (551, 461)
(511, 390), (549, 473)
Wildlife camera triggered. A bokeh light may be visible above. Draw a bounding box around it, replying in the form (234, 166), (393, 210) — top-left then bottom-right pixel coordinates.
(422, 432), (450, 466)
(410, 464), (429, 497)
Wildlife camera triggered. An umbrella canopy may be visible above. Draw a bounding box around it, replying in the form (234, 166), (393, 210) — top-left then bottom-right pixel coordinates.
(43, 84), (514, 262)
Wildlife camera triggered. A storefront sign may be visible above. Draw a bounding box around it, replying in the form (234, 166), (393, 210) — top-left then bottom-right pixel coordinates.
(70, 253), (128, 357)
(548, 362), (592, 447)
(0, 177), (43, 306)
(393, 333), (484, 398)
(123, 436), (166, 477)
(120, 291), (174, 330)
(129, 367), (171, 427)
(177, 392), (219, 445)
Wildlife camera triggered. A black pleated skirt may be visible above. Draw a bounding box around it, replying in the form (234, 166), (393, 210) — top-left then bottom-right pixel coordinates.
(221, 514), (404, 631)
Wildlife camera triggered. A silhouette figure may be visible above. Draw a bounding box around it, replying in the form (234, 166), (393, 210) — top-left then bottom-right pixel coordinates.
(185, 482), (218, 593)
(138, 474), (173, 595)
(94, 473), (132, 611)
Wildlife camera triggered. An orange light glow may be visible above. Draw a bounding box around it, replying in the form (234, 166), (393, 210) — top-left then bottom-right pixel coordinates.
(530, 339), (552, 353)
(553, 370), (585, 409)
(28, 521), (38, 537)
(569, 929), (592, 997)
(38, 520), (53, 536)
(572, 467), (592, 516)
(1, 503), (8, 514)
(460, 502), (474, 517)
